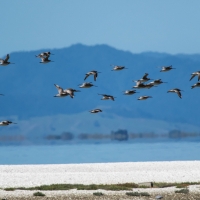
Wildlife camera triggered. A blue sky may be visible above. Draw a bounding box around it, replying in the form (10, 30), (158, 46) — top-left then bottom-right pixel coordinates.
(1, 1), (200, 57)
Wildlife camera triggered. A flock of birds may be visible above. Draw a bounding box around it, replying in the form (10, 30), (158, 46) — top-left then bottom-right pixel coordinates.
(0, 51), (200, 124)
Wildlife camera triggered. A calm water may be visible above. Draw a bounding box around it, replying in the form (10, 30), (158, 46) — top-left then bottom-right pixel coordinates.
(0, 142), (199, 164)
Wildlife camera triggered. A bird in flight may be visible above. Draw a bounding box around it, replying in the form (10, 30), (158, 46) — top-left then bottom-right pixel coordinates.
(137, 96), (152, 100)
(78, 82), (97, 88)
(190, 71), (200, 81)
(54, 84), (70, 98)
(191, 82), (200, 89)
(0, 54), (14, 66)
(111, 65), (128, 71)
(35, 51), (54, 58)
(160, 65), (175, 72)
(84, 70), (101, 81)
(167, 88), (183, 98)
(98, 94), (116, 101)
(90, 109), (102, 113)
(0, 120), (17, 126)
(39, 55), (53, 64)
(123, 90), (138, 95)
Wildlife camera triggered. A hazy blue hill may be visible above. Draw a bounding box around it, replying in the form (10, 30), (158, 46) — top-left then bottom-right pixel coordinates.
(0, 44), (200, 134)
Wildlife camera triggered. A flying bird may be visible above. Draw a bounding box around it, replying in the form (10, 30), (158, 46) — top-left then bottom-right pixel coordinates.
(39, 55), (53, 64)
(160, 65), (175, 72)
(0, 120), (17, 126)
(167, 88), (183, 98)
(84, 70), (101, 81)
(90, 109), (102, 113)
(35, 51), (54, 58)
(111, 65), (128, 71)
(79, 82), (97, 88)
(137, 96), (152, 100)
(190, 71), (200, 81)
(123, 90), (138, 95)
(98, 94), (116, 101)
(148, 79), (167, 86)
(191, 82), (200, 89)
(0, 54), (14, 66)
(54, 84), (70, 98)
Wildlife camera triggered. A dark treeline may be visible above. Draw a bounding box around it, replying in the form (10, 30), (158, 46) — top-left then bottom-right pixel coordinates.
(1, 129), (200, 145)
(45, 129), (200, 142)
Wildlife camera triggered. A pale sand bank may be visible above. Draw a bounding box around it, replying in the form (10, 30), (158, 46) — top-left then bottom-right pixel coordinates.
(0, 161), (200, 188)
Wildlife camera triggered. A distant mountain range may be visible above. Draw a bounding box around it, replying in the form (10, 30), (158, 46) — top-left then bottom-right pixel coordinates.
(0, 44), (200, 137)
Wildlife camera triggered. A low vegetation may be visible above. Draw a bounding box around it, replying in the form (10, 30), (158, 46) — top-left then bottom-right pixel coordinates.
(93, 192), (104, 196)
(3, 182), (200, 191)
(4, 183), (137, 191)
(126, 192), (150, 197)
(153, 181), (200, 188)
(126, 192), (140, 196)
(4, 188), (15, 191)
(175, 188), (189, 194)
(33, 191), (46, 196)
(140, 192), (150, 196)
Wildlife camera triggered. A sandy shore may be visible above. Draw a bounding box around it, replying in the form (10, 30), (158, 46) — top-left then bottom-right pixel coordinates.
(1, 161), (200, 187)
(0, 161), (200, 199)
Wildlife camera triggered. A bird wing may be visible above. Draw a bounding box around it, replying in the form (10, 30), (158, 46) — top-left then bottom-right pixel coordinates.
(198, 74), (200, 81)
(190, 74), (196, 81)
(84, 74), (90, 80)
(143, 73), (148, 79)
(4, 54), (9, 62)
(110, 96), (115, 101)
(177, 91), (182, 98)
(69, 93), (74, 98)
(54, 84), (64, 94)
(94, 72), (97, 81)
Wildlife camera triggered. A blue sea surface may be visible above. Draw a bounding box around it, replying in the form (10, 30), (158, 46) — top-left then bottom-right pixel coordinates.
(0, 142), (199, 165)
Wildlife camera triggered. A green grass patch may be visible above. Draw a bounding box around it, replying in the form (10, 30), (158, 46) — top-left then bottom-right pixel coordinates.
(3, 182), (200, 192)
(33, 191), (45, 196)
(140, 192), (150, 196)
(175, 188), (189, 194)
(153, 182), (200, 188)
(176, 183), (190, 188)
(138, 185), (150, 188)
(4, 188), (15, 191)
(126, 192), (140, 196)
(126, 192), (150, 197)
(153, 182), (176, 188)
(93, 192), (104, 196)
(4, 183), (137, 191)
